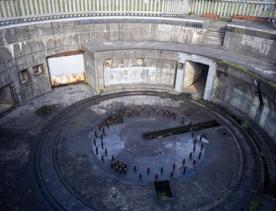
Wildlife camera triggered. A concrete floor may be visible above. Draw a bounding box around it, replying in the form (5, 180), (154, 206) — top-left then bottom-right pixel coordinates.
(0, 84), (95, 210)
(37, 93), (257, 210)
(92, 111), (208, 183)
(0, 85), (270, 210)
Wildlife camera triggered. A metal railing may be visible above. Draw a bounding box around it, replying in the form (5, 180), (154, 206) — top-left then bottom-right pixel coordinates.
(0, 0), (275, 20)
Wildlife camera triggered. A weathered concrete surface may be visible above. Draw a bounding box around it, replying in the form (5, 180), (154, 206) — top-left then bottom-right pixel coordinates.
(0, 16), (275, 210)
(93, 50), (177, 92)
(0, 17), (274, 106)
(0, 84), (95, 135)
(224, 21), (276, 62)
(211, 63), (276, 196)
(83, 41), (276, 145)
(224, 31), (276, 62)
(0, 84), (95, 211)
(212, 63), (276, 143)
(36, 92), (258, 210)
(86, 41), (276, 83)
(0, 16), (205, 104)
(0, 87), (273, 210)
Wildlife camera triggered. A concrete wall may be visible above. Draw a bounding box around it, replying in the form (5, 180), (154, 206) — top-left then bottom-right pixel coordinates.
(211, 63), (276, 143)
(92, 50), (178, 93)
(1, 17), (275, 105)
(84, 49), (218, 103)
(84, 51), (97, 91)
(224, 27), (276, 62)
(0, 17), (206, 104)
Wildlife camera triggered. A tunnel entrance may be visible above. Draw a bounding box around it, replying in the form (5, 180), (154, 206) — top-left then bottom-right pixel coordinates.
(47, 51), (86, 87)
(183, 61), (209, 99)
(0, 84), (15, 114)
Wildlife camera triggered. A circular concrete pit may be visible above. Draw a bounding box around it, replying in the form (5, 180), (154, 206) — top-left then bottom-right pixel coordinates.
(37, 92), (258, 210)
(1, 7), (275, 210)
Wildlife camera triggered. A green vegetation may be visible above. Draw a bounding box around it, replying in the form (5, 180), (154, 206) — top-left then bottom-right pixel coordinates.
(219, 17), (232, 22)
(240, 120), (250, 129)
(248, 195), (261, 211)
(219, 60), (248, 73)
(156, 191), (172, 200)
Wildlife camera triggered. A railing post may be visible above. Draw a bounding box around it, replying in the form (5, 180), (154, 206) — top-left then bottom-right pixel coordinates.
(80, 0), (83, 12)
(52, 0), (56, 14)
(196, 0), (202, 15)
(0, 0), (275, 20)
(202, 0), (206, 16)
(9, 0), (15, 17)
(154, 0), (157, 15)
(237, 2), (241, 16)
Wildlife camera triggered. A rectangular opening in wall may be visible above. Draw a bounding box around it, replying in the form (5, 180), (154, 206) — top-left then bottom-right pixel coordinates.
(0, 84), (15, 114)
(154, 180), (174, 200)
(33, 64), (44, 76)
(18, 69), (29, 84)
(47, 52), (85, 87)
(183, 61), (209, 99)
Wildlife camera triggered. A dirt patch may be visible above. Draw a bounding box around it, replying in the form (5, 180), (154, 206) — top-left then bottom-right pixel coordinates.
(35, 104), (60, 117)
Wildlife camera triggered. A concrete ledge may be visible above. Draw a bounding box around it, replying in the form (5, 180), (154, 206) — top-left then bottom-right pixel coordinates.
(0, 16), (206, 30)
(85, 41), (276, 83)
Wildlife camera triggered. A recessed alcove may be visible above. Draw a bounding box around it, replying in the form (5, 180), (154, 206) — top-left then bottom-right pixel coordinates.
(0, 84), (15, 114)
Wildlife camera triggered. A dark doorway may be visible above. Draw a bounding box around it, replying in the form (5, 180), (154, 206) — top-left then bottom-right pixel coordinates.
(183, 61), (209, 99)
(154, 180), (174, 200)
(0, 84), (15, 114)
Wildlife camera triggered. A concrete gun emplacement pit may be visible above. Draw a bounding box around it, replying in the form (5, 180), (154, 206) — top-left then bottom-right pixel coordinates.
(0, 1), (276, 210)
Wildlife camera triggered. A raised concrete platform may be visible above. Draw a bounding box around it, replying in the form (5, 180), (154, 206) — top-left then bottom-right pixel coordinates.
(85, 41), (276, 83)
(35, 91), (258, 210)
(0, 84), (275, 210)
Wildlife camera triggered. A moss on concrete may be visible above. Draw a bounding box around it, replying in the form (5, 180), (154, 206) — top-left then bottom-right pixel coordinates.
(241, 120), (251, 129)
(218, 60), (276, 90)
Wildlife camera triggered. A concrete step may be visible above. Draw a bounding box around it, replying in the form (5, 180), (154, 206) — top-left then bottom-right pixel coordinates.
(204, 37), (223, 42)
(202, 42), (222, 47)
(204, 36), (223, 41)
(209, 22), (227, 26)
(203, 40), (221, 45)
(205, 32), (225, 37)
(203, 23), (226, 47)
(207, 25), (225, 29)
(202, 39), (223, 46)
(207, 29), (226, 33)
(205, 34), (224, 38)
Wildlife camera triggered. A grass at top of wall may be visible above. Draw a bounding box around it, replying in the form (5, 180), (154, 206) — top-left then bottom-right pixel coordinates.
(218, 60), (276, 90)
(248, 195), (261, 211)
